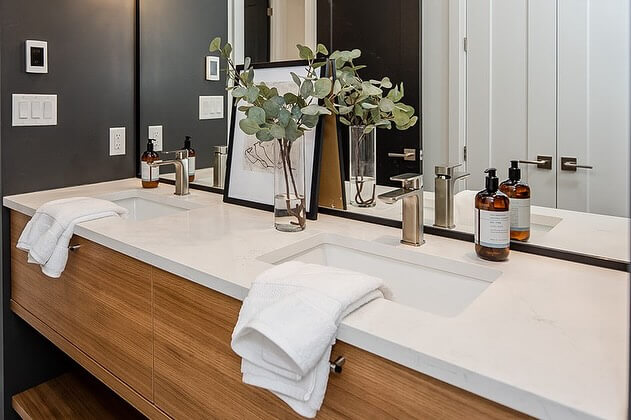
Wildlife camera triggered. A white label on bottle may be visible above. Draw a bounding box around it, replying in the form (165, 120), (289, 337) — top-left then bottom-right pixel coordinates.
(141, 161), (159, 182)
(188, 156), (196, 176)
(509, 198), (530, 231)
(474, 209), (510, 248)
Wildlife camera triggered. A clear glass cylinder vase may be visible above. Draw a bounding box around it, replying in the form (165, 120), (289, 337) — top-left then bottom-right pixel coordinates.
(349, 125), (377, 207)
(274, 138), (306, 232)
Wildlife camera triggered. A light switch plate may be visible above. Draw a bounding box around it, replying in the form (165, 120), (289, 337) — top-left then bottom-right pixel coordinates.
(199, 96), (224, 120)
(206, 56), (220, 81)
(12, 94), (57, 126)
(26, 40), (48, 74)
(109, 127), (126, 156)
(148, 125), (163, 151)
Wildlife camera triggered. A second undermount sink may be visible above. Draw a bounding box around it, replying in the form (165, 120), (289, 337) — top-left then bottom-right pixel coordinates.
(259, 234), (502, 317)
(97, 190), (203, 221)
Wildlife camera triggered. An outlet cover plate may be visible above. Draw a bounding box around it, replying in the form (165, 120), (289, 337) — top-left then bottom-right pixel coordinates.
(148, 125), (163, 151)
(109, 127), (126, 156)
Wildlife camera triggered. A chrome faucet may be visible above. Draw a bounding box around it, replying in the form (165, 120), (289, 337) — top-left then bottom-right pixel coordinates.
(378, 173), (424, 246)
(433, 164), (470, 229)
(149, 149), (190, 196)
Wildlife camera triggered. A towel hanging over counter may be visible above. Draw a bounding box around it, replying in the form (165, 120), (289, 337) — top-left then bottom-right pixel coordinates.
(232, 261), (388, 418)
(16, 197), (127, 278)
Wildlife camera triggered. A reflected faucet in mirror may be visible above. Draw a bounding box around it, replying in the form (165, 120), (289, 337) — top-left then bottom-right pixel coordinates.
(434, 164), (470, 229)
(378, 174), (424, 246)
(149, 150), (190, 196)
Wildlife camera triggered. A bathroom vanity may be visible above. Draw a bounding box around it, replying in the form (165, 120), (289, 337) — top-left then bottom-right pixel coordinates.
(4, 180), (628, 419)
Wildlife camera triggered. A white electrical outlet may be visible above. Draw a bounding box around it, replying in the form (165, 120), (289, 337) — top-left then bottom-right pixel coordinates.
(109, 127), (126, 156)
(148, 125), (163, 151)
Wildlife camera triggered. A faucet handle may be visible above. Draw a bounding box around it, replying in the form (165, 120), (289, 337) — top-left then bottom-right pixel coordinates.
(163, 149), (189, 159)
(390, 173), (422, 189)
(435, 163), (464, 177)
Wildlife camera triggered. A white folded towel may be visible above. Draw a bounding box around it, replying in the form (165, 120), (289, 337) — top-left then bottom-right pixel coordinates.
(16, 197), (127, 278)
(231, 261), (387, 418)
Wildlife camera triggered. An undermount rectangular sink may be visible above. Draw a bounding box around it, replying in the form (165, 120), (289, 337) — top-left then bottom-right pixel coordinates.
(259, 234), (502, 317)
(97, 190), (202, 221)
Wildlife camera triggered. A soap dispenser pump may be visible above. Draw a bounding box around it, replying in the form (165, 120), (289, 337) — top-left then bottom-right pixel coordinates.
(474, 168), (510, 261)
(141, 139), (160, 189)
(500, 160), (531, 241)
(183, 136), (196, 182)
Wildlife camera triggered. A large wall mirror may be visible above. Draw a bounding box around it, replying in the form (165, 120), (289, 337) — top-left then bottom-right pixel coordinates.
(138, 0), (629, 268)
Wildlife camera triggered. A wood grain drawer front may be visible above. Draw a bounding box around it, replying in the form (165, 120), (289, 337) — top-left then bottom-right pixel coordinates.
(153, 268), (527, 420)
(10, 211), (154, 401)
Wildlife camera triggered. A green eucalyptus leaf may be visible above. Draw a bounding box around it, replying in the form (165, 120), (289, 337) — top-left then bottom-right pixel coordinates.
(244, 57), (251, 70)
(301, 104), (331, 116)
(246, 86), (260, 103)
(223, 43), (232, 57)
(232, 86), (247, 98)
(291, 104), (302, 119)
(270, 124), (286, 139)
(393, 106), (411, 126)
(300, 79), (314, 98)
(312, 61), (327, 69)
(291, 72), (302, 87)
(313, 78), (333, 98)
(360, 102), (378, 109)
(329, 50), (341, 60)
(361, 81), (382, 96)
(246, 69), (255, 84)
(301, 114), (319, 128)
(363, 125), (375, 134)
(256, 128), (274, 141)
(209, 37), (221, 52)
(283, 92), (298, 104)
(263, 99), (281, 118)
(350, 49), (361, 59)
(379, 97), (395, 112)
(237, 105), (251, 112)
(296, 44), (314, 60)
(285, 119), (303, 141)
(324, 97), (337, 114)
(396, 115), (418, 130)
(316, 43), (329, 56)
(339, 116), (352, 126)
(278, 108), (292, 127)
(333, 79), (342, 95)
(380, 77), (392, 88)
(337, 105), (353, 115)
(248, 106), (266, 124)
(239, 117), (260, 135)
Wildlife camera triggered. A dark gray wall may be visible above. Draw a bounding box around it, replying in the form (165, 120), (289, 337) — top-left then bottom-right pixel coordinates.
(1, 0), (137, 196)
(140, 0), (228, 171)
(0, 1), (136, 418)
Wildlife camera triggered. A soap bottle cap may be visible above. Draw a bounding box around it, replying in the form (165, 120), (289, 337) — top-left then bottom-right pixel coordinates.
(508, 160), (521, 181)
(146, 139), (155, 152)
(485, 168), (499, 192)
(184, 136), (192, 149)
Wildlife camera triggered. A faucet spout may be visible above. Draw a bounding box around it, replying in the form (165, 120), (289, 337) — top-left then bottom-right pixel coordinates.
(377, 173), (424, 246)
(149, 149), (190, 196)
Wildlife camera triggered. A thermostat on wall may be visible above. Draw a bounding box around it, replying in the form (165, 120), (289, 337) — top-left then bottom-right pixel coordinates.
(206, 56), (220, 81)
(26, 40), (48, 74)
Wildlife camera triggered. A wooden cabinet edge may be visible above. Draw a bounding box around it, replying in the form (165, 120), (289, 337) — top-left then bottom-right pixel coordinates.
(11, 300), (170, 420)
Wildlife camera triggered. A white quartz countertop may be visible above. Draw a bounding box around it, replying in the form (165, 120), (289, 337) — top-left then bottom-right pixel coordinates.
(4, 179), (629, 420)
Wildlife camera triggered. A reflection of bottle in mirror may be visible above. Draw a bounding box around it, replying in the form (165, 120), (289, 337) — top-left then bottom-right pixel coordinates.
(141, 139), (159, 189)
(184, 135), (196, 182)
(500, 160), (531, 241)
(475, 168), (510, 261)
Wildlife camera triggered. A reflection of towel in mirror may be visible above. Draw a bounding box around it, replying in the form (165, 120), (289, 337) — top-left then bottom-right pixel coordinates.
(16, 197), (128, 278)
(231, 261), (388, 418)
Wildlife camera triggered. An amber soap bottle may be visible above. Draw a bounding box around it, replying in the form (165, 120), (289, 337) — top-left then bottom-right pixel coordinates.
(500, 160), (531, 241)
(474, 168), (510, 261)
(141, 139), (160, 188)
(184, 136), (196, 182)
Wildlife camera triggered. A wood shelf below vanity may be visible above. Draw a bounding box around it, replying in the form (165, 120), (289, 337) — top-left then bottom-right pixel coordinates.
(9, 210), (529, 419)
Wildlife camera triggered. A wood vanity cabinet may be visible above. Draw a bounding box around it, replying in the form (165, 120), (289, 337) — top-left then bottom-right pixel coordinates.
(10, 210), (526, 419)
(10, 211), (154, 402)
(153, 269), (526, 420)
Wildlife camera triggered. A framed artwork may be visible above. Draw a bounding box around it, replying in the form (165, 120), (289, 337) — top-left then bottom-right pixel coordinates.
(223, 60), (325, 220)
